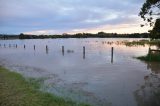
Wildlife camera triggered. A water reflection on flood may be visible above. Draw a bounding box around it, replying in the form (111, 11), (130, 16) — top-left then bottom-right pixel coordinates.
(0, 38), (159, 106)
(134, 62), (160, 106)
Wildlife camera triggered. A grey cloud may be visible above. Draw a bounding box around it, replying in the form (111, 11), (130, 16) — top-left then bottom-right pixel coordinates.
(0, 0), (144, 34)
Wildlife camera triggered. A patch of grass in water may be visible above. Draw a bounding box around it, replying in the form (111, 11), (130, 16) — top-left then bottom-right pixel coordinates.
(27, 78), (44, 89)
(124, 39), (160, 46)
(137, 53), (160, 62)
(0, 66), (90, 106)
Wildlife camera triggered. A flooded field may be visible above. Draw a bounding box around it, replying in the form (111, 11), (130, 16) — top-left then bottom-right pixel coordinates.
(0, 38), (159, 106)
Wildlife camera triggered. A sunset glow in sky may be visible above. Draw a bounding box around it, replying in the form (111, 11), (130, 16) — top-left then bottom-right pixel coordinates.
(0, 0), (152, 34)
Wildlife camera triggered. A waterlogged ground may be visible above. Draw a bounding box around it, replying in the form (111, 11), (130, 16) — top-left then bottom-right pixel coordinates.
(0, 38), (160, 106)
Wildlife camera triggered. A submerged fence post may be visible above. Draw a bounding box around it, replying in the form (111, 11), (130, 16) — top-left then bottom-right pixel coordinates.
(62, 46), (64, 56)
(148, 47), (151, 61)
(83, 46), (85, 59)
(16, 44), (17, 48)
(34, 45), (35, 50)
(46, 45), (48, 54)
(111, 47), (114, 63)
(24, 45), (26, 49)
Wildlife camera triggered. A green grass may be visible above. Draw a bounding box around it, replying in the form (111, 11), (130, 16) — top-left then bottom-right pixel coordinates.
(137, 53), (160, 62)
(0, 67), (90, 106)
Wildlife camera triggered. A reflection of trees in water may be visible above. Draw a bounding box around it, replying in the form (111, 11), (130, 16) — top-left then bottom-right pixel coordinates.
(146, 62), (160, 74)
(156, 44), (160, 49)
(134, 62), (160, 106)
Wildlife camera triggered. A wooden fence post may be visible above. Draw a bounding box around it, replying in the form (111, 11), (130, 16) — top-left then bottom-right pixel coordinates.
(62, 46), (64, 56)
(111, 47), (114, 63)
(148, 47), (151, 61)
(46, 45), (48, 54)
(83, 46), (85, 59)
(34, 45), (35, 50)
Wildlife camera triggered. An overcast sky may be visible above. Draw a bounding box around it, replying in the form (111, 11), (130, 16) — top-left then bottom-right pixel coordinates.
(0, 0), (151, 34)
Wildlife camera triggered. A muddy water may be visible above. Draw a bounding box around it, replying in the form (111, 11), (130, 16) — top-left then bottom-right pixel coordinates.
(0, 38), (159, 106)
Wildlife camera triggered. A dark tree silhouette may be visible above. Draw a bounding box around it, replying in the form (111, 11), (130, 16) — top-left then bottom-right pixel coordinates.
(139, 0), (160, 26)
(150, 19), (160, 39)
(139, 0), (160, 39)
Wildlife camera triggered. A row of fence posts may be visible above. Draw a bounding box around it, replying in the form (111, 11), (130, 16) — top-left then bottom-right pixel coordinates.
(0, 44), (114, 62)
(0, 44), (18, 48)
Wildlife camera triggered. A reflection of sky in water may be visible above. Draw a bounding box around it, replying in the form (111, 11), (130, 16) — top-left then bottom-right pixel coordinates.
(0, 38), (159, 106)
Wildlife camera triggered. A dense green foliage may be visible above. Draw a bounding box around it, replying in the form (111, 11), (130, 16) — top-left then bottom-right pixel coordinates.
(0, 67), (90, 106)
(150, 19), (160, 39)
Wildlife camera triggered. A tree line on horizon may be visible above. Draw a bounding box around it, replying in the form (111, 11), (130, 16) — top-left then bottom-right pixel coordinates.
(0, 32), (150, 39)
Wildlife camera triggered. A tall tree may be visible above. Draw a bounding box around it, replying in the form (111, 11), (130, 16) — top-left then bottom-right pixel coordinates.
(139, 0), (160, 39)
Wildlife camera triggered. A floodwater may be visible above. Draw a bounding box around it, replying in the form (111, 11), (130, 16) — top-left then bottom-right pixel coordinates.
(0, 38), (159, 106)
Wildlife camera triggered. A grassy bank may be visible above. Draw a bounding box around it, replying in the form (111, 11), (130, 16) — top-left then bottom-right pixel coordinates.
(137, 53), (160, 62)
(125, 39), (160, 62)
(0, 67), (90, 106)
